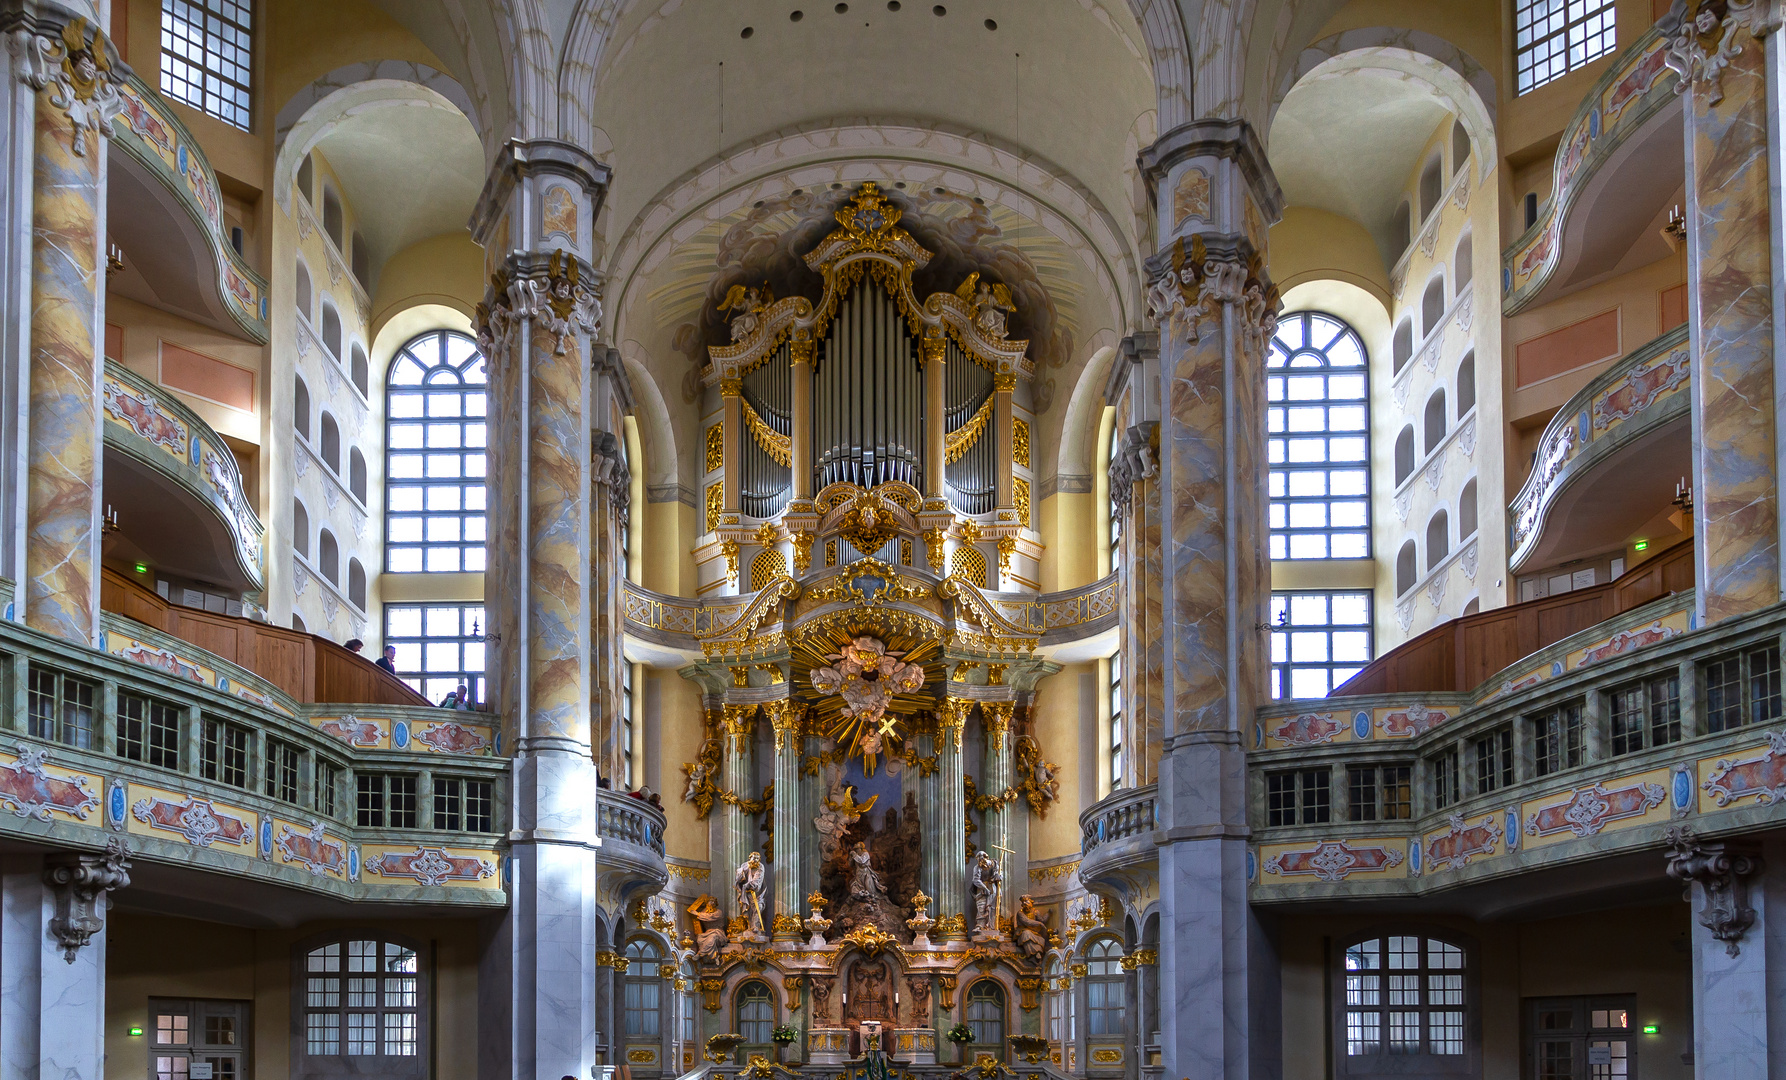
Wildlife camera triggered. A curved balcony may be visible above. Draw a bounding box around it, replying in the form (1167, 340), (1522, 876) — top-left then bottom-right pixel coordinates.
(107, 74), (269, 342)
(1079, 784), (1159, 900)
(1242, 587), (1786, 911)
(596, 788), (668, 909)
(101, 361), (264, 593)
(1502, 27), (1683, 314)
(0, 611), (505, 918)
(1508, 325), (1691, 573)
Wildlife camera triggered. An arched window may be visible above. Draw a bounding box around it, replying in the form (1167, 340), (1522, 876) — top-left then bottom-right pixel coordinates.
(1392, 320), (1413, 373)
(295, 260), (313, 321)
(348, 559), (366, 610)
(1453, 233), (1473, 290)
(1107, 420), (1122, 556)
(1459, 480), (1479, 540)
(1045, 957), (1067, 1042)
(294, 377), (311, 441)
(1267, 312), (1370, 560)
(320, 413), (341, 473)
(1396, 541), (1417, 596)
(1339, 933), (1468, 1066)
(350, 343), (369, 397)
(1456, 353), (1476, 417)
(1422, 276), (1445, 338)
(297, 935), (425, 1073)
(321, 303), (342, 359)
(1394, 427), (1415, 486)
(1419, 156), (1443, 222)
(735, 980), (775, 1061)
(318, 530), (340, 585)
(386, 330), (488, 574)
(1427, 511), (1450, 570)
(1085, 939), (1126, 1037)
(349, 449), (367, 504)
(297, 155), (314, 204)
(1452, 119), (1470, 175)
(1392, 202), (1411, 254)
(351, 232), (369, 288)
(965, 979), (1006, 1055)
(1424, 391), (1447, 455)
(293, 500), (310, 557)
(322, 186), (344, 249)
(623, 940), (663, 1038)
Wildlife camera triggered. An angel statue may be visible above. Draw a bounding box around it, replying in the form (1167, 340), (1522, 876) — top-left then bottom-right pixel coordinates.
(734, 851), (768, 941)
(968, 849), (1004, 942)
(718, 282), (774, 342)
(955, 272), (1016, 339)
(810, 636), (926, 775)
(1014, 895), (1049, 959)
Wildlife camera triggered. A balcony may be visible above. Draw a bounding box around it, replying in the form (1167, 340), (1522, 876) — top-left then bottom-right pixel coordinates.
(1245, 588), (1786, 909)
(1078, 784), (1159, 897)
(0, 608), (505, 916)
(102, 361), (265, 593)
(596, 788), (668, 909)
(1508, 325), (1690, 574)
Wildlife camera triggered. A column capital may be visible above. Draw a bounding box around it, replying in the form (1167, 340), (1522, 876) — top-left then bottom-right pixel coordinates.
(1665, 825), (1764, 956)
(470, 138), (610, 252)
(789, 333), (816, 364)
(43, 838), (131, 963)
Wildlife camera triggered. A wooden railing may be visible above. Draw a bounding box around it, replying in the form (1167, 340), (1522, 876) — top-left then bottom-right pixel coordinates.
(99, 567), (429, 706)
(1333, 539), (1694, 697)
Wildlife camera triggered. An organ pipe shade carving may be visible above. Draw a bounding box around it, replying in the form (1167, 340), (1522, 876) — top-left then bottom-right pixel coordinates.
(706, 484), (722, 532)
(750, 549), (788, 589)
(705, 425), (723, 473)
(1013, 417), (1030, 469)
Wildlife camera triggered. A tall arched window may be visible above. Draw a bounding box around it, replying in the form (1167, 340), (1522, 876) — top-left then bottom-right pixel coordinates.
(623, 940), (662, 1039)
(386, 331), (488, 573)
(1451, 119), (1470, 174)
(1392, 320), (1413, 373)
(1045, 957), (1067, 1042)
(1107, 420), (1122, 556)
(965, 980), (1007, 1057)
(1453, 233), (1474, 290)
(1267, 312), (1370, 560)
(297, 155), (314, 204)
(1421, 276), (1445, 337)
(1338, 933), (1470, 1071)
(293, 500), (310, 558)
(735, 980), (775, 1062)
(1396, 541), (1418, 596)
(322, 304), (342, 359)
(348, 559), (367, 610)
(1085, 939), (1126, 1037)
(1459, 480), (1479, 540)
(1427, 511), (1450, 570)
(297, 934), (425, 1075)
(322, 186), (344, 249)
(1456, 353), (1476, 417)
(1419, 156), (1443, 222)
(1424, 391), (1447, 455)
(349, 449), (367, 504)
(1394, 427), (1416, 486)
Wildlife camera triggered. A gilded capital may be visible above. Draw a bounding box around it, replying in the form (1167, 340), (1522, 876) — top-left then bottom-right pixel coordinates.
(721, 703), (758, 738)
(992, 372), (1018, 392)
(790, 336), (816, 365)
(719, 377), (743, 397)
(920, 336), (947, 364)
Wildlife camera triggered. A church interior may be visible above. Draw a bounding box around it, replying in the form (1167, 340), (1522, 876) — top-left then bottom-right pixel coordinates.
(0, 0), (1780, 1077)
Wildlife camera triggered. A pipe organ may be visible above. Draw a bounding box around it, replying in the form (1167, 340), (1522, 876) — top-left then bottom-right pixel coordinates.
(700, 182), (1040, 594)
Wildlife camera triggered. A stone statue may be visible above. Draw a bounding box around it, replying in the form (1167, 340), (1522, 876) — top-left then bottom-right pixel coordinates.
(687, 894), (728, 963)
(1014, 895), (1049, 959)
(735, 851), (767, 940)
(848, 841), (886, 901)
(969, 849), (1004, 941)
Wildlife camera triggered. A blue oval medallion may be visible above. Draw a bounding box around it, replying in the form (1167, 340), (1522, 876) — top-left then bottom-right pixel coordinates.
(1409, 840), (1422, 875)
(1353, 711), (1371, 740)
(260, 816), (274, 857)
(1246, 849), (1257, 882)
(108, 780), (126, 829)
(1673, 767), (1693, 811)
(348, 847), (360, 881)
(1253, 723), (1264, 750)
(393, 721), (410, 749)
(1505, 811), (1520, 850)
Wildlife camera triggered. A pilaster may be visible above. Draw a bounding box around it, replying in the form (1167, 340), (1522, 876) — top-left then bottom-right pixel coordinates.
(767, 699), (803, 940)
(933, 698), (971, 939)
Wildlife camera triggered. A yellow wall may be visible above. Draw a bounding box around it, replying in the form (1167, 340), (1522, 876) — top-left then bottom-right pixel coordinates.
(656, 671), (709, 861)
(371, 235), (484, 342)
(1028, 661), (1091, 861)
(1269, 207), (1392, 310)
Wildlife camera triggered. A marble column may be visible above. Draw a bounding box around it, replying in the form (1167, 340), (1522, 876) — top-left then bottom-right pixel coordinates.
(1666, 830), (1786, 1077)
(593, 348), (634, 782)
(1107, 335), (1164, 788)
(469, 139), (609, 1080)
(0, 842), (130, 1080)
(933, 699), (971, 938)
(1137, 120), (1284, 1080)
(980, 700), (1015, 935)
(1671, 7), (1786, 623)
(766, 699), (802, 940)
(1, 8), (122, 644)
(720, 703), (757, 927)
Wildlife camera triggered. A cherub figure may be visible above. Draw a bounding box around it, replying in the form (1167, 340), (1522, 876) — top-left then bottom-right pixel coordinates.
(1014, 895), (1049, 959)
(719, 282), (774, 342)
(955, 272), (1016, 338)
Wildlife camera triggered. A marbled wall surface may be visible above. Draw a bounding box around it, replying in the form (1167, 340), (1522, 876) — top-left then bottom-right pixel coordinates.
(525, 324), (590, 744)
(26, 92), (101, 644)
(1690, 36), (1779, 624)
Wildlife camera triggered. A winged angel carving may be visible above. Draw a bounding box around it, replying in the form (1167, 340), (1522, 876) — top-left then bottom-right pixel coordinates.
(956, 273), (1016, 339)
(810, 636), (925, 775)
(719, 282), (775, 343)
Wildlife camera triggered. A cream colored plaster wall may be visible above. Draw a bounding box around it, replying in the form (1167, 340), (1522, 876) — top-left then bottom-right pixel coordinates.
(265, 0), (451, 112)
(105, 294), (265, 450)
(1028, 661), (1091, 861)
(642, 499), (700, 597)
(106, 912), (482, 1080)
(1270, 207), (1392, 310)
(1037, 492), (1100, 594)
(371, 235), (483, 341)
(656, 670), (709, 861)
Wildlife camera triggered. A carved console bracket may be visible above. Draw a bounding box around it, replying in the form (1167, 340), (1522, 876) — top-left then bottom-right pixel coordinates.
(43, 838), (132, 963)
(1665, 825), (1763, 957)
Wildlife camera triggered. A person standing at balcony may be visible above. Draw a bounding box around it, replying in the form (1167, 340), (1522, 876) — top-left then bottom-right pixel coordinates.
(344, 638), (364, 654)
(376, 645), (397, 674)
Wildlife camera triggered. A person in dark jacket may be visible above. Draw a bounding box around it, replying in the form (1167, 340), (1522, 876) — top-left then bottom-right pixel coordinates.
(376, 645), (398, 674)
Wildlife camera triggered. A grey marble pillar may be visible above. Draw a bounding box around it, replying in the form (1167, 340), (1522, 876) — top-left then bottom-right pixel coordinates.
(934, 701), (970, 938)
(1668, 831), (1786, 1077)
(768, 700), (802, 939)
(720, 703), (756, 925)
(469, 139), (610, 1080)
(1, 843), (129, 1080)
(1137, 119), (1284, 1080)
(982, 701), (1015, 934)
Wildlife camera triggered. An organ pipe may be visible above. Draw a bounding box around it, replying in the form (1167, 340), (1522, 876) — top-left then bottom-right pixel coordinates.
(812, 278), (923, 492)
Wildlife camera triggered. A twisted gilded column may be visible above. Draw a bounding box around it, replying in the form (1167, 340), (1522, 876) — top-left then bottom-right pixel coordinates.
(469, 139), (610, 1080)
(2, 10), (123, 644)
(932, 699), (971, 939)
(766, 699), (803, 940)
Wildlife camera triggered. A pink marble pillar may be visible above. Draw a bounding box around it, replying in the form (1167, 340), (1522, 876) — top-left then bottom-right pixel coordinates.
(1680, 13), (1782, 622)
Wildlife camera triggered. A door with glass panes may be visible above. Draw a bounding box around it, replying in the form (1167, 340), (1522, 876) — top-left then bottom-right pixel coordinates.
(1526, 996), (1635, 1079)
(150, 999), (249, 1080)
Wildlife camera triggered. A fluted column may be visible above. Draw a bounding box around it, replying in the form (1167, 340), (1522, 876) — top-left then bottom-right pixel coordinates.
(1136, 119), (1284, 1080)
(933, 699), (970, 939)
(720, 378), (742, 516)
(469, 139), (610, 1080)
(1667, 7), (1786, 623)
(922, 334), (946, 499)
(766, 699), (803, 940)
(720, 702), (757, 927)
(979, 700), (1015, 938)
(993, 372), (1015, 510)
(790, 334), (815, 502)
(1, 10), (122, 644)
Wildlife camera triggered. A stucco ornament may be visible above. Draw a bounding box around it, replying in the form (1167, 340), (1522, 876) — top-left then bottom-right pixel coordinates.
(1665, 825), (1763, 956)
(10, 18), (123, 155)
(1144, 235), (1279, 349)
(810, 636), (925, 774)
(44, 838), (132, 963)
(1661, 0), (1782, 103)
(475, 251), (603, 365)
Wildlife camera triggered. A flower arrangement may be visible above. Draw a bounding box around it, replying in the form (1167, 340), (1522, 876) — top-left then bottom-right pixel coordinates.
(771, 1025), (799, 1045)
(946, 1024), (974, 1044)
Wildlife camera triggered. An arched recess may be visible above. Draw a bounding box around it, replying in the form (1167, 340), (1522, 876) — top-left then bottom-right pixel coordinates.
(1268, 34), (1499, 181)
(1054, 345), (1122, 491)
(619, 347), (680, 497)
(272, 77), (480, 216)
